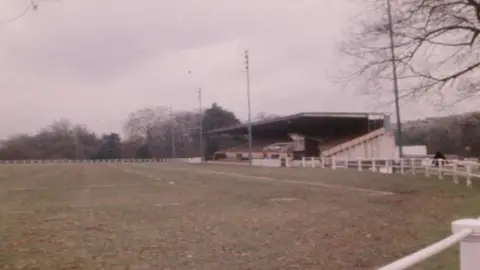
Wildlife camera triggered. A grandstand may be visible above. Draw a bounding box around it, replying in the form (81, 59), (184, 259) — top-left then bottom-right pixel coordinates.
(206, 112), (396, 161)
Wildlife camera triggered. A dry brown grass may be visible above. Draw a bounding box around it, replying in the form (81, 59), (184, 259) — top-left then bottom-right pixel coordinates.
(1, 163), (479, 269)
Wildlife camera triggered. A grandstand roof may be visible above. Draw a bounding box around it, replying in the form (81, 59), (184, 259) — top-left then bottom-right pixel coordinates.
(206, 112), (386, 136)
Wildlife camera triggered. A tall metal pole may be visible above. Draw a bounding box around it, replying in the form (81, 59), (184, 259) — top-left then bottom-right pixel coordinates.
(386, 0), (404, 158)
(198, 88), (204, 161)
(188, 70), (204, 161)
(245, 50), (253, 165)
(170, 106), (176, 159)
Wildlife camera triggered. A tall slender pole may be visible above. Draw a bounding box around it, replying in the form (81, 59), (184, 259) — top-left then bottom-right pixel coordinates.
(245, 50), (253, 165)
(188, 70), (204, 161)
(170, 106), (176, 159)
(198, 88), (204, 161)
(386, 0), (404, 158)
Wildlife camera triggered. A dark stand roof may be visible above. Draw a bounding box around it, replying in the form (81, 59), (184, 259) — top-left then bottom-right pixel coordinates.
(206, 112), (386, 137)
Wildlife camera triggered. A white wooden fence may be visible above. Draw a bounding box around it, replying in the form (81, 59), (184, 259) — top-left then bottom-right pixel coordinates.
(0, 157), (201, 164)
(294, 157), (480, 187)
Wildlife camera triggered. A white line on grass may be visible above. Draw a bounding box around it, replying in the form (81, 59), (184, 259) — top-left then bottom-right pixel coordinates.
(6, 183), (148, 192)
(0, 210), (35, 215)
(141, 164), (394, 196)
(197, 169), (393, 196)
(108, 164), (169, 183)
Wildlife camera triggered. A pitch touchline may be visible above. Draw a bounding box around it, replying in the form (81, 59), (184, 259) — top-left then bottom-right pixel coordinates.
(108, 164), (166, 182)
(7, 183), (148, 192)
(146, 165), (393, 196)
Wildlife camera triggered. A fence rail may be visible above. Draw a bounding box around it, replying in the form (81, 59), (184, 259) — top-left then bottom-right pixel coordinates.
(377, 218), (480, 270)
(0, 157), (202, 164)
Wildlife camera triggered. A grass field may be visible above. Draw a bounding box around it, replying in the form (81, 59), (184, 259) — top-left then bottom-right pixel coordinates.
(1, 163), (480, 270)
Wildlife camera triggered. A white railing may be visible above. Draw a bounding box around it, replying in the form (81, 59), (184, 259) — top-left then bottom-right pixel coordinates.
(294, 157), (480, 187)
(377, 218), (480, 270)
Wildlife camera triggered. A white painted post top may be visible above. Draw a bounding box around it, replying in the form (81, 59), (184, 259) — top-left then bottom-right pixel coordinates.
(452, 219), (480, 235)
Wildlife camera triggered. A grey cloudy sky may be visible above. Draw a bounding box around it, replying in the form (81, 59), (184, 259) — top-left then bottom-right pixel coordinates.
(0, 0), (475, 138)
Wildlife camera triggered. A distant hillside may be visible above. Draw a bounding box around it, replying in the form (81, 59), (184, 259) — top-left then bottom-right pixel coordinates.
(395, 112), (480, 156)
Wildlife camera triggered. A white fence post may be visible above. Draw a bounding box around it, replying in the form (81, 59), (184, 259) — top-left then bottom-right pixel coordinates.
(453, 161), (459, 184)
(400, 158), (404, 174)
(332, 157), (336, 170)
(438, 160), (444, 180)
(372, 159), (376, 171)
(358, 160), (362, 171)
(452, 219), (480, 270)
(321, 157), (325, 168)
(466, 164), (472, 187)
(311, 157), (316, 168)
(425, 159), (430, 178)
(411, 158), (416, 175)
(301, 157), (306, 168)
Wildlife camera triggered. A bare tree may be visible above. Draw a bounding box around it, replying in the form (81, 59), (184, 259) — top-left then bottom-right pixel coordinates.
(123, 107), (203, 157)
(0, 134), (34, 160)
(0, 120), (100, 160)
(124, 107), (171, 157)
(123, 107), (170, 140)
(172, 111), (202, 156)
(343, 0), (480, 105)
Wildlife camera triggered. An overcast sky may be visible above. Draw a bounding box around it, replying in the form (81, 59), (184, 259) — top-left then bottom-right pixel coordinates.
(0, 0), (476, 138)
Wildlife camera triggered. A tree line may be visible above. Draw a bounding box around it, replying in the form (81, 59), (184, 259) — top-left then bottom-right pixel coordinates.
(2, 101), (479, 160)
(400, 112), (480, 158)
(0, 103), (242, 160)
(0, 103), (281, 160)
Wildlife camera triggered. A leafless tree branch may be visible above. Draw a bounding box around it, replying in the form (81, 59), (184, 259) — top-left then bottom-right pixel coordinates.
(342, 0), (480, 105)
